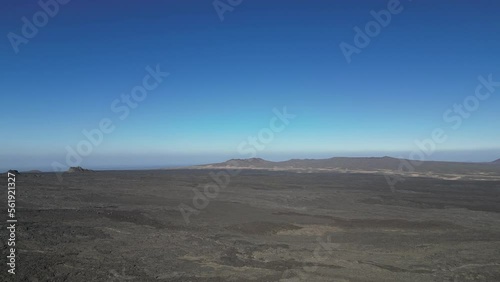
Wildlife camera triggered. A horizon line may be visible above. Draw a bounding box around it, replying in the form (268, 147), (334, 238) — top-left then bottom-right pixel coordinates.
(5, 154), (499, 173)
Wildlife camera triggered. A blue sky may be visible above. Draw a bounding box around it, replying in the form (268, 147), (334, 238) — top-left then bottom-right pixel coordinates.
(1, 0), (500, 171)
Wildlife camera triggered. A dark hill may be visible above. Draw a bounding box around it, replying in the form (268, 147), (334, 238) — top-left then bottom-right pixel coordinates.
(67, 166), (93, 173)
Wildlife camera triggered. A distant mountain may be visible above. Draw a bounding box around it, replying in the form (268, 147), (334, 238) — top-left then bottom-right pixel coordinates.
(493, 159), (500, 165)
(212, 156), (401, 170)
(195, 156), (500, 180)
(215, 158), (275, 168)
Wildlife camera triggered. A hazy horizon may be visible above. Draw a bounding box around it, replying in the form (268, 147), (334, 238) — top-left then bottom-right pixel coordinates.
(3, 149), (500, 172)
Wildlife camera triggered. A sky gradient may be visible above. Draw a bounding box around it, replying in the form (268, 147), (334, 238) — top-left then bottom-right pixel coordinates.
(1, 0), (500, 171)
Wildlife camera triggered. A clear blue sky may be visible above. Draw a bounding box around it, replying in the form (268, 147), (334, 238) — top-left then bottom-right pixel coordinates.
(1, 0), (499, 171)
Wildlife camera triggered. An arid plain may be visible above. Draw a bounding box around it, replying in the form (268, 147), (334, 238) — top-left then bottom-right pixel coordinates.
(3, 159), (500, 282)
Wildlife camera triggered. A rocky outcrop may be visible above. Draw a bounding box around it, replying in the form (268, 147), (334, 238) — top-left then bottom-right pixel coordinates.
(67, 166), (93, 173)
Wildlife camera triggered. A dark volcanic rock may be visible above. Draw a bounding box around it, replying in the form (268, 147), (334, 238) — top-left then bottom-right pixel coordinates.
(13, 169), (500, 281)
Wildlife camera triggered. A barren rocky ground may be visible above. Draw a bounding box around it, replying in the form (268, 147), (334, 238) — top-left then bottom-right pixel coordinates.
(2, 170), (500, 281)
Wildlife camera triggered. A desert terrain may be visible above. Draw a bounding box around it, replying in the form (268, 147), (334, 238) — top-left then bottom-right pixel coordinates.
(2, 165), (500, 281)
